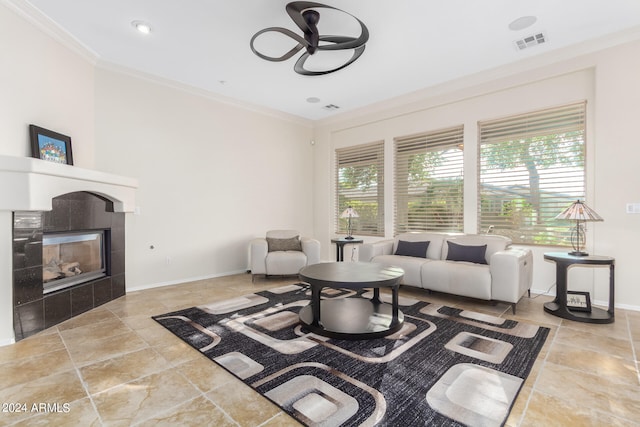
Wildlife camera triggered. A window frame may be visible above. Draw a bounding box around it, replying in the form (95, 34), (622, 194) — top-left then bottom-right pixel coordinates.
(394, 125), (465, 235)
(477, 101), (587, 246)
(335, 141), (385, 237)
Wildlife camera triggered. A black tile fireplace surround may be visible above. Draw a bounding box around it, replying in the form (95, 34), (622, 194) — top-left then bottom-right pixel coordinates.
(12, 191), (125, 341)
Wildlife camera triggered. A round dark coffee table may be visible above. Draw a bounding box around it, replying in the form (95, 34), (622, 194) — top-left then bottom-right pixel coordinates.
(298, 262), (405, 340)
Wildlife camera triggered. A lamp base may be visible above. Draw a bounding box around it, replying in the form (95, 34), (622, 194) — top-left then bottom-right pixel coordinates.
(568, 250), (589, 256)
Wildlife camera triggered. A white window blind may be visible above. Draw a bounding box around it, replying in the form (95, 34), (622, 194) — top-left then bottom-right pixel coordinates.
(335, 141), (384, 237)
(394, 126), (464, 234)
(478, 102), (586, 245)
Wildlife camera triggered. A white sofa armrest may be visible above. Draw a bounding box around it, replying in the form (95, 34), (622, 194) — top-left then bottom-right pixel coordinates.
(359, 239), (394, 262)
(489, 248), (533, 306)
(249, 238), (269, 274)
(301, 237), (321, 265)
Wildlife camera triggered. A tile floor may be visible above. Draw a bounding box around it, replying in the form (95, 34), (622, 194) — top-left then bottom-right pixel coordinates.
(0, 273), (639, 426)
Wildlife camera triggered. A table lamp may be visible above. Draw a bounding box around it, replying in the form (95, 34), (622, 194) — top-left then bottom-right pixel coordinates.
(555, 200), (603, 256)
(340, 206), (359, 240)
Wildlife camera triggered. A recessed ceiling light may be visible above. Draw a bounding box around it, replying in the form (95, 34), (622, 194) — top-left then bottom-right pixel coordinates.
(306, 97), (321, 103)
(131, 20), (152, 35)
(508, 16), (537, 31)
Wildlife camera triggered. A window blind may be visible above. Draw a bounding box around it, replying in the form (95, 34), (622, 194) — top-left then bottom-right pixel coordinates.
(335, 141), (385, 237)
(394, 126), (464, 234)
(478, 102), (586, 245)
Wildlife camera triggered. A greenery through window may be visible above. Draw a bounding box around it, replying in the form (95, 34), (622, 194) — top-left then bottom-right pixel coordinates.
(335, 141), (384, 237)
(394, 126), (464, 234)
(478, 102), (586, 245)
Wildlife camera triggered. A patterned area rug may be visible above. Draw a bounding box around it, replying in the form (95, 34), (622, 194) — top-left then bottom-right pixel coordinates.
(153, 284), (548, 426)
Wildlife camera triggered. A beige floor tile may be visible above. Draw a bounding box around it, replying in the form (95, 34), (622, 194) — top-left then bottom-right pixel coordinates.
(207, 380), (282, 427)
(92, 370), (200, 426)
(554, 324), (635, 360)
(521, 390), (637, 427)
(67, 330), (149, 367)
(261, 411), (305, 426)
(535, 361), (640, 420)
(9, 397), (101, 427)
(175, 354), (238, 393)
(0, 370), (87, 426)
(151, 338), (201, 366)
(0, 348), (74, 389)
(2, 273), (639, 426)
(0, 332), (65, 363)
(56, 307), (120, 332)
(547, 342), (638, 386)
(136, 395), (236, 427)
(59, 317), (133, 346)
(560, 314), (631, 341)
(80, 348), (170, 394)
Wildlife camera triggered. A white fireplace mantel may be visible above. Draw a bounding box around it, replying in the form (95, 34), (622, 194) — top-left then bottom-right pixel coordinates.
(0, 155), (138, 345)
(0, 155), (138, 212)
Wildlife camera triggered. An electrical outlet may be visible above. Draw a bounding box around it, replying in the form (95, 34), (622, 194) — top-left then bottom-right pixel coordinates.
(626, 203), (640, 214)
(165, 256), (171, 265)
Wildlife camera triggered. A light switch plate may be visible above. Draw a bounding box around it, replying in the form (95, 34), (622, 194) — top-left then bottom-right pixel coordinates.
(626, 203), (640, 214)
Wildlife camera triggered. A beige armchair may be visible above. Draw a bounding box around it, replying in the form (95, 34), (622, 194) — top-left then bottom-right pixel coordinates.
(249, 230), (321, 281)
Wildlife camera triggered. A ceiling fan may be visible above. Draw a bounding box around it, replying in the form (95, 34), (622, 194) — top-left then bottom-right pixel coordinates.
(250, 1), (369, 76)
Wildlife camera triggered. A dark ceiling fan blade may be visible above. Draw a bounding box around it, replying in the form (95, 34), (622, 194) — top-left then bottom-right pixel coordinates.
(294, 45), (366, 76)
(251, 1), (369, 76)
(249, 27), (306, 62)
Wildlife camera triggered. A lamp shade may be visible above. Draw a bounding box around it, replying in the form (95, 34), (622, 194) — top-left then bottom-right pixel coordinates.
(555, 200), (603, 222)
(340, 207), (359, 218)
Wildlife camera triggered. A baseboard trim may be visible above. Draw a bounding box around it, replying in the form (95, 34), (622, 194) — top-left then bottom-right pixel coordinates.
(126, 269), (248, 293)
(0, 337), (16, 347)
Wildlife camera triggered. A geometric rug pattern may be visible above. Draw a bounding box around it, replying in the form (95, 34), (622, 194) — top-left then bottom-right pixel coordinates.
(153, 284), (549, 426)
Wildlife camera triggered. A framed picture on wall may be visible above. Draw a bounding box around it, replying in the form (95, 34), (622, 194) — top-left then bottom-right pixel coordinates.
(566, 291), (591, 312)
(29, 124), (74, 165)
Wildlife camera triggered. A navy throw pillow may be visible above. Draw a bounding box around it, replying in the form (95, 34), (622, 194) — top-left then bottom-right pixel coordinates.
(395, 240), (430, 258)
(446, 241), (488, 264)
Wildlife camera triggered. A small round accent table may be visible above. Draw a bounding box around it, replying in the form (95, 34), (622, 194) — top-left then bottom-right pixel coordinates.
(331, 237), (364, 261)
(299, 262), (404, 340)
(543, 252), (615, 324)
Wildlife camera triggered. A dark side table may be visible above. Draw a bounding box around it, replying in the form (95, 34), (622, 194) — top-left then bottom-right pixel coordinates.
(543, 252), (615, 324)
(331, 237), (364, 262)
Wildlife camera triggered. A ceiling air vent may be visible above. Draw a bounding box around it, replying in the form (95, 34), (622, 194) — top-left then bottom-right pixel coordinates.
(323, 104), (340, 111)
(515, 32), (546, 50)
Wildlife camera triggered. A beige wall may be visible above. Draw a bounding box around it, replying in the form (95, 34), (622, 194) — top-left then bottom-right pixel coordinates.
(0, 3), (314, 343)
(313, 39), (640, 310)
(0, 3), (97, 344)
(93, 70), (315, 289)
(0, 2), (95, 166)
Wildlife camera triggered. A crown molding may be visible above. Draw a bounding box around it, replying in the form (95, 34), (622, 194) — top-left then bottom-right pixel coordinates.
(2, 0), (99, 65)
(96, 60), (314, 128)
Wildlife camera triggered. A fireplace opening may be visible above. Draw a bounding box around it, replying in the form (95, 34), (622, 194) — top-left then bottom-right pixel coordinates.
(42, 230), (107, 294)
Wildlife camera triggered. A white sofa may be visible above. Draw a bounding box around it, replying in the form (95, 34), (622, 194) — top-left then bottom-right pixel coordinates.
(359, 232), (532, 313)
(249, 230), (321, 280)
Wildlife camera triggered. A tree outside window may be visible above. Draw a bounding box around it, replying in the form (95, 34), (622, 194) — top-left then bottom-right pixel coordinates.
(335, 142), (384, 237)
(394, 126), (464, 234)
(478, 102), (586, 245)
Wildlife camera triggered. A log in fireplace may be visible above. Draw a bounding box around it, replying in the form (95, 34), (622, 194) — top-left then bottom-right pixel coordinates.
(42, 230), (107, 294)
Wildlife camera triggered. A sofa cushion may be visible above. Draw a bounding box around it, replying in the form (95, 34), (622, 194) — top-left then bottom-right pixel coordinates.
(395, 240), (430, 258)
(443, 234), (511, 260)
(267, 236), (302, 252)
(394, 232), (454, 260)
(445, 241), (488, 264)
(372, 255), (427, 287)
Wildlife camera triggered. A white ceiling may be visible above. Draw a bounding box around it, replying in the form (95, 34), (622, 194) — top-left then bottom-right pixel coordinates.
(15, 0), (640, 121)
